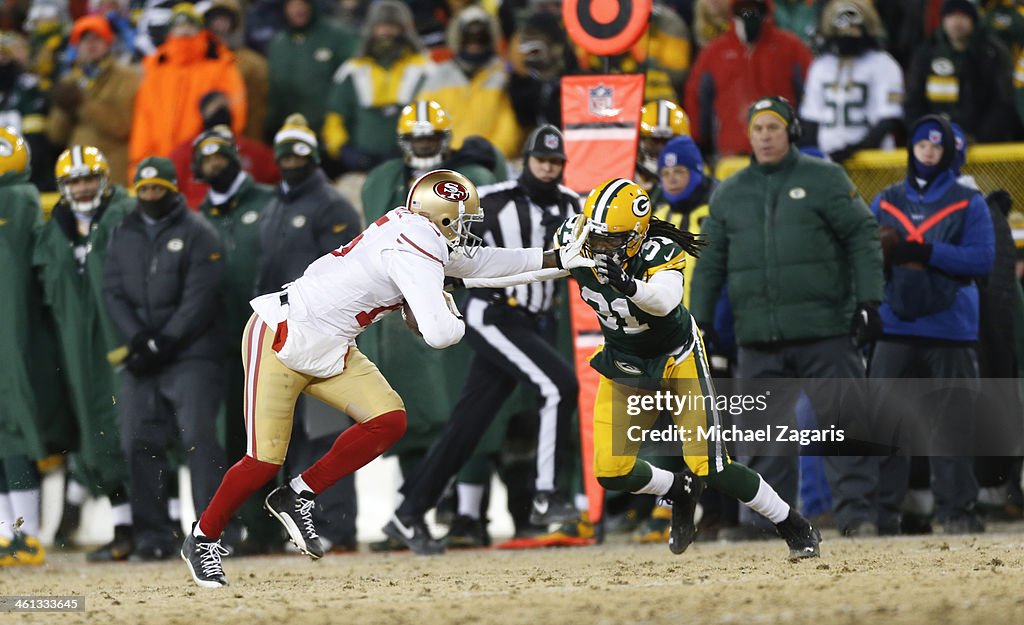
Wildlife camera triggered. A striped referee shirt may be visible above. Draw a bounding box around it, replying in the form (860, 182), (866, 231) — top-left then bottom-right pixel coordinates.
(472, 179), (581, 314)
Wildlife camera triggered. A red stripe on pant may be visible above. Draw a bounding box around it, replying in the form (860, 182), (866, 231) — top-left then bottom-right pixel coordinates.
(301, 410), (407, 494)
(198, 455), (280, 538)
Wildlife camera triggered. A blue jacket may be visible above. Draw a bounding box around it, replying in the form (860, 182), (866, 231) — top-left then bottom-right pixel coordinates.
(870, 170), (994, 341)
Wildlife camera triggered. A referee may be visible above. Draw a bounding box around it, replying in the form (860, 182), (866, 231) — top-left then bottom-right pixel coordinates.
(384, 126), (582, 553)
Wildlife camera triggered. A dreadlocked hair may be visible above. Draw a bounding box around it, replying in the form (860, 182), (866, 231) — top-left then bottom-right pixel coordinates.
(647, 216), (708, 258)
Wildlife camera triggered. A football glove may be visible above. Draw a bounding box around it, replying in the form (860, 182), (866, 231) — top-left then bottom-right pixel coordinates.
(594, 254), (637, 296)
(556, 221), (595, 270)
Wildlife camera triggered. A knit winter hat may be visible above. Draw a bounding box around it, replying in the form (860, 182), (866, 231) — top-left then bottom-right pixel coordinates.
(273, 113), (320, 163)
(658, 135), (705, 202)
(747, 96), (795, 131)
(134, 156), (179, 192)
(193, 124), (240, 166)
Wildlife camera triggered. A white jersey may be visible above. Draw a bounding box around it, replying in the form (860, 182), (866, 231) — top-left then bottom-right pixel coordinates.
(800, 50), (904, 154)
(250, 207), (544, 377)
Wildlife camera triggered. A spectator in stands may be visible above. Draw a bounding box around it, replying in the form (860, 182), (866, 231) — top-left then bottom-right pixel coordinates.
(685, 0), (813, 157)
(24, 0), (69, 92)
(323, 0), (432, 173)
(772, 0), (820, 44)
(868, 115), (994, 535)
(0, 31), (55, 190)
(33, 145), (136, 562)
(244, 0), (288, 55)
(0, 128), (50, 567)
(133, 0), (176, 59)
(169, 90), (279, 209)
(254, 115), (363, 551)
(576, 3), (692, 102)
(691, 97), (884, 538)
(103, 158), (229, 560)
(905, 0), (1017, 143)
(416, 6), (522, 159)
(694, 0), (733, 49)
(128, 3), (247, 178)
(980, 0), (1024, 58)
(507, 10), (577, 132)
(193, 126), (283, 554)
(264, 0), (356, 147)
(800, 0), (904, 163)
(203, 0), (269, 142)
(47, 14), (140, 187)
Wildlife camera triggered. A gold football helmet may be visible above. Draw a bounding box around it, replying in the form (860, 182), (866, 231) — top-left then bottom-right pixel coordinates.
(55, 145), (110, 215)
(406, 169), (483, 257)
(397, 100), (453, 170)
(578, 178), (652, 262)
(638, 100), (691, 177)
(0, 126), (29, 177)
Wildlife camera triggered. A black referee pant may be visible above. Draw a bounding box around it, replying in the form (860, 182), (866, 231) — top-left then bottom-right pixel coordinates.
(397, 297), (578, 518)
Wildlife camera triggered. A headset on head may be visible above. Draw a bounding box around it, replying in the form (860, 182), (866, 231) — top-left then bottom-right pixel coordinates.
(762, 95), (802, 143)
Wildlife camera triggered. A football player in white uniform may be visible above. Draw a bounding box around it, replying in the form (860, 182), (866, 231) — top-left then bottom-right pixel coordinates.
(799, 0), (904, 163)
(180, 169), (593, 588)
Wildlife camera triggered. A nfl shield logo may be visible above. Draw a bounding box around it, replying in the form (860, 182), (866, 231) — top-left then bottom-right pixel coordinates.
(928, 130), (942, 144)
(589, 84), (618, 117)
(543, 134), (559, 150)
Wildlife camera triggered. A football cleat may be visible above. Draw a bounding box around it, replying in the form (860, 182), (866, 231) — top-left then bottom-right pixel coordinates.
(382, 515), (445, 555)
(181, 525), (229, 588)
(264, 485), (324, 559)
(775, 509), (822, 561)
(666, 467), (705, 554)
(529, 490), (578, 526)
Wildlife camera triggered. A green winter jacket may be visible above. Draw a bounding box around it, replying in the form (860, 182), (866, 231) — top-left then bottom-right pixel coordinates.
(691, 147), (883, 346)
(0, 172), (64, 459)
(32, 187), (132, 491)
(200, 175), (275, 353)
(264, 15), (358, 141)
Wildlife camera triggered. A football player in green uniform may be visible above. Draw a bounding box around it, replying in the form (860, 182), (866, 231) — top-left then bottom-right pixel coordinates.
(463, 178), (821, 560)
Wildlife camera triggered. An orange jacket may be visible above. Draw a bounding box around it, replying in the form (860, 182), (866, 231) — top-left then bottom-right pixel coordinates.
(128, 31), (247, 178)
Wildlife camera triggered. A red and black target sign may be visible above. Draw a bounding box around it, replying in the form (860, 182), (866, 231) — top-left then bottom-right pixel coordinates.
(564, 0), (653, 56)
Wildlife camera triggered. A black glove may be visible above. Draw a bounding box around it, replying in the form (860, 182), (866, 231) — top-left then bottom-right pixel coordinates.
(986, 189), (1013, 217)
(889, 241), (932, 266)
(125, 331), (176, 376)
(594, 255), (637, 296)
(850, 300), (883, 347)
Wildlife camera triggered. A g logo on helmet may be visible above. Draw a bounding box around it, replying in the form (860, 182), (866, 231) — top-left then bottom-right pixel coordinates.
(0, 138), (12, 157)
(433, 180), (469, 202)
(631, 195), (651, 217)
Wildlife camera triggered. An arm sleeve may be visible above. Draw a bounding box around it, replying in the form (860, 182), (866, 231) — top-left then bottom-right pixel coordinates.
(444, 246), (545, 279)
(102, 229), (145, 341)
(383, 248), (465, 349)
(630, 270), (684, 317)
(461, 268), (570, 289)
(160, 225), (225, 343)
(929, 195), (995, 277)
(823, 171), (884, 303)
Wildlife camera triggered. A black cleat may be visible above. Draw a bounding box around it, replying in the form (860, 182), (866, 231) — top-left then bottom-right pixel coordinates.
(86, 524), (134, 562)
(264, 485), (324, 559)
(382, 515), (445, 555)
(54, 502), (82, 549)
(666, 468), (705, 554)
(181, 525), (229, 588)
(444, 515), (489, 549)
(529, 490), (578, 526)
(775, 509), (822, 561)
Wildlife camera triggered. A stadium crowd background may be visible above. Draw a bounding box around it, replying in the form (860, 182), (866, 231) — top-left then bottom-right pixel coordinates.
(1, 0), (1024, 564)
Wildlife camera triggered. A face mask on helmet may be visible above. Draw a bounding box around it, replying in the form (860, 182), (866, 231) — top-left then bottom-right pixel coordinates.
(60, 174), (108, 216)
(580, 178), (652, 264)
(56, 146), (111, 216)
(398, 101), (452, 170)
(407, 170), (484, 258)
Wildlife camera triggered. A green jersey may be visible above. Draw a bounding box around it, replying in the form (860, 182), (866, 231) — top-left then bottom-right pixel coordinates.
(556, 215), (692, 381)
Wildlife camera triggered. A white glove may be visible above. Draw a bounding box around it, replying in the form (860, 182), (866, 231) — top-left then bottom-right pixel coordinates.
(557, 220), (596, 270)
